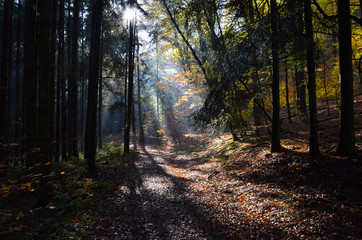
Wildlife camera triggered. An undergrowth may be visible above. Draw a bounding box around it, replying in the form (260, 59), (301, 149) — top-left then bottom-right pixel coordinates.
(1, 143), (137, 239)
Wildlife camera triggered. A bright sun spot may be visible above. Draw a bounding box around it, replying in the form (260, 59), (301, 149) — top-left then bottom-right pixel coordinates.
(124, 8), (135, 21)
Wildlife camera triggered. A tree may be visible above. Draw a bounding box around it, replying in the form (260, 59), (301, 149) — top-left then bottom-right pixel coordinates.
(23, 0), (38, 165)
(55, 0), (65, 162)
(271, 0), (282, 152)
(0, 0), (13, 162)
(68, 0), (80, 158)
(136, 32), (145, 145)
(85, 0), (103, 176)
(37, 0), (52, 204)
(124, 0), (135, 154)
(50, 0), (57, 161)
(304, 0), (320, 159)
(98, 25), (104, 149)
(337, 0), (355, 154)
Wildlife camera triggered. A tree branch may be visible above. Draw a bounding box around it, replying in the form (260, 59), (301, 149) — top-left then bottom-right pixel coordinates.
(161, 0), (210, 85)
(312, 0), (337, 20)
(312, 0), (362, 26)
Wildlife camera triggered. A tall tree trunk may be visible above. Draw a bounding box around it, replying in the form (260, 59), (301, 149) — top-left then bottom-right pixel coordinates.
(124, 47), (128, 133)
(15, 0), (23, 161)
(65, 0), (71, 158)
(248, 0), (262, 127)
(295, 66), (307, 114)
(85, 0), (103, 176)
(23, 0), (38, 166)
(304, 0), (320, 159)
(124, 1), (135, 154)
(321, 54), (330, 115)
(80, 0), (85, 152)
(136, 34), (145, 145)
(285, 62), (292, 123)
(131, 23), (137, 145)
(61, 0), (67, 161)
(37, 0), (52, 205)
(0, 0), (14, 163)
(68, 0), (80, 158)
(50, 0), (57, 161)
(98, 27), (103, 150)
(337, 0), (355, 154)
(271, 0), (282, 152)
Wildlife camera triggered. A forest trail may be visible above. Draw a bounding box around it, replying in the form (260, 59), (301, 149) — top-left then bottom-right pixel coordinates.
(83, 133), (361, 240)
(89, 142), (237, 240)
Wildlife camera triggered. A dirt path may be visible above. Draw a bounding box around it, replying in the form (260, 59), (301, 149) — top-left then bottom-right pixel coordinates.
(85, 135), (362, 240)
(90, 146), (235, 240)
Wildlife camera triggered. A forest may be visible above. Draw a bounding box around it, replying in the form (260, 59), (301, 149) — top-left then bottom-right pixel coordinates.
(0, 0), (361, 239)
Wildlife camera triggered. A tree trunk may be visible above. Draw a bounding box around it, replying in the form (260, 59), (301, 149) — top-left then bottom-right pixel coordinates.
(304, 0), (320, 159)
(0, 0), (14, 163)
(23, 0), (38, 166)
(136, 34), (145, 145)
(124, 1), (135, 154)
(68, 0), (80, 158)
(285, 62), (292, 123)
(55, 0), (65, 162)
(248, 0), (262, 127)
(65, 0), (71, 158)
(50, 0), (57, 161)
(271, 0), (282, 152)
(80, 0), (85, 152)
(98, 27), (103, 150)
(124, 47), (128, 135)
(37, 0), (52, 205)
(85, 0), (103, 176)
(61, 0), (67, 161)
(295, 66), (307, 114)
(15, 0), (23, 161)
(337, 0), (355, 154)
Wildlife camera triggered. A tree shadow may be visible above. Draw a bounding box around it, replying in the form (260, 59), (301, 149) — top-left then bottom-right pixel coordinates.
(103, 145), (290, 239)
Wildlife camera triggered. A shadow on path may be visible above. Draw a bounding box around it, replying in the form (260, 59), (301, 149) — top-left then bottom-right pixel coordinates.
(93, 144), (289, 239)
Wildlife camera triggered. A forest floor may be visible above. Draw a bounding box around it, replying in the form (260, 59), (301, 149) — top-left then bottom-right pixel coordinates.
(1, 98), (361, 239)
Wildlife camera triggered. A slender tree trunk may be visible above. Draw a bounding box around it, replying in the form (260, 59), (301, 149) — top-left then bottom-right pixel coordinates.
(54, 0), (64, 162)
(24, 0), (37, 166)
(248, 0), (262, 127)
(65, 0), (71, 158)
(85, 0), (103, 176)
(321, 54), (330, 115)
(61, 0), (67, 161)
(124, 47), (128, 133)
(0, 0), (14, 162)
(80, 0), (85, 152)
(271, 0), (282, 152)
(98, 28), (103, 149)
(337, 0), (355, 154)
(98, 70), (103, 149)
(304, 0), (320, 159)
(131, 23), (137, 145)
(50, 0), (57, 161)
(136, 34), (145, 145)
(55, 0), (65, 162)
(295, 66), (307, 114)
(124, 1), (135, 154)
(285, 62), (292, 123)
(68, 0), (80, 158)
(37, 0), (52, 205)
(15, 1), (23, 161)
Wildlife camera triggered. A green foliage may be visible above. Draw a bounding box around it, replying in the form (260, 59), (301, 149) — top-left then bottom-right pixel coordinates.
(97, 140), (138, 165)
